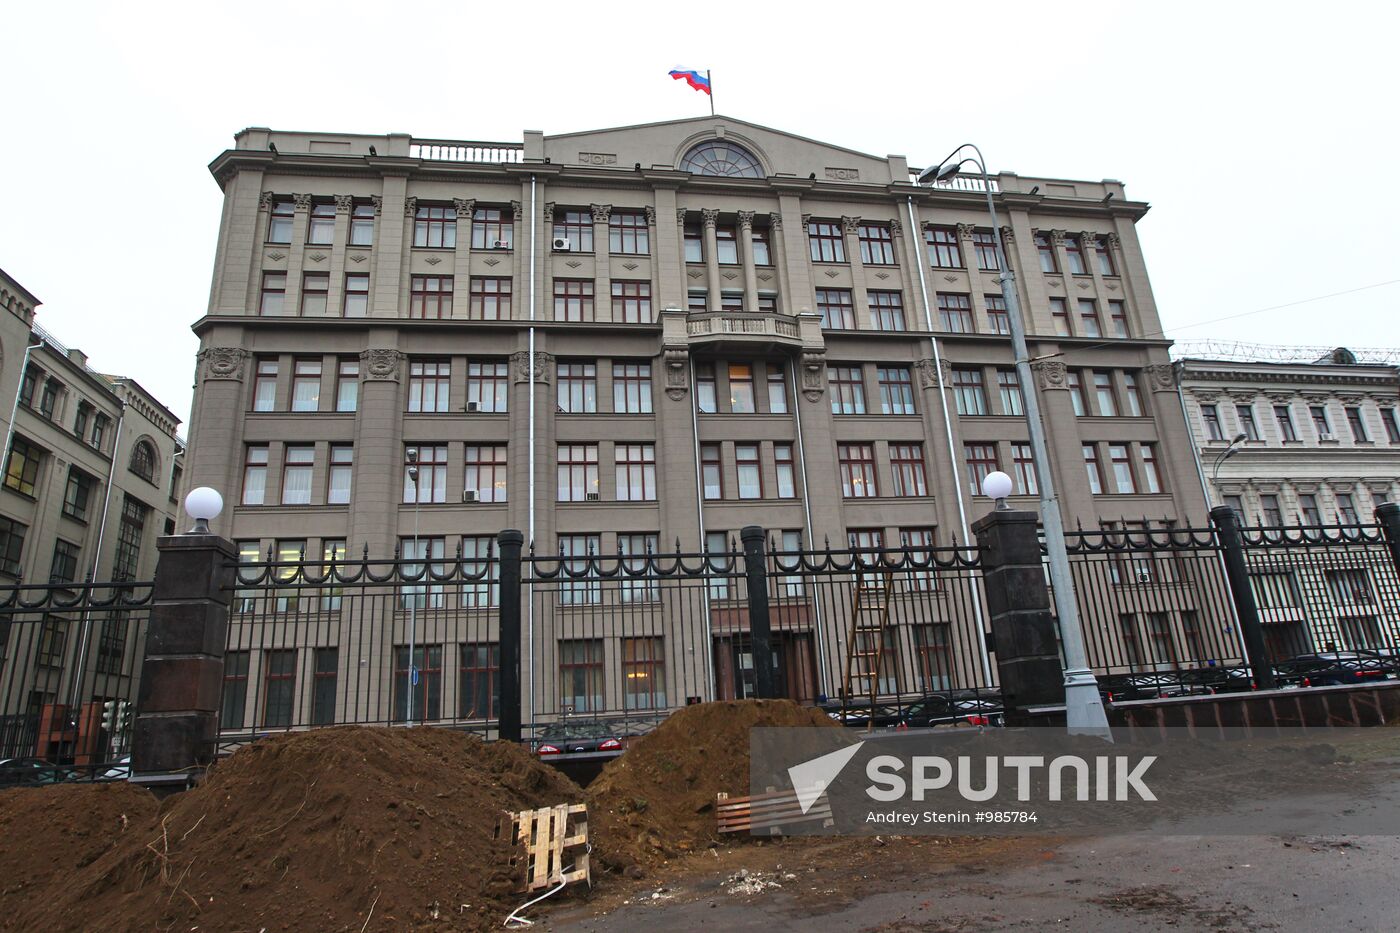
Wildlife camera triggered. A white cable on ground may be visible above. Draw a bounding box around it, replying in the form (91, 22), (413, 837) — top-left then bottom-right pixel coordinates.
(502, 844), (592, 928)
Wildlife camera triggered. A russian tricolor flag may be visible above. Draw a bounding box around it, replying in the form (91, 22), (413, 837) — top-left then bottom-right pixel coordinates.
(669, 69), (711, 95)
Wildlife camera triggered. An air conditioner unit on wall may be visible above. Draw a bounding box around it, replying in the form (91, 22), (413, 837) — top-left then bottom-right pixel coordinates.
(465, 401), (480, 413)
(492, 239), (511, 250)
(585, 492), (600, 502)
(463, 489), (478, 503)
(1319, 432), (1335, 441)
(552, 237), (572, 251)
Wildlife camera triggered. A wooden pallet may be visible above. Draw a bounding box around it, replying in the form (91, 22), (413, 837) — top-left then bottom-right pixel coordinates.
(716, 788), (834, 835)
(499, 803), (590, 893)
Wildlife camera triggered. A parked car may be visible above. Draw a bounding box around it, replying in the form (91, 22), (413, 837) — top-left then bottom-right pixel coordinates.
(531, 720), (624, 756)
(0, 757), (71, 786)
(898, 694), (1004, 728)
(1277, 651), (1393, 687)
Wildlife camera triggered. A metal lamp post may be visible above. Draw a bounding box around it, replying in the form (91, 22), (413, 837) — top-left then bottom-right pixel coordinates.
(1211, 433), (1249, 498)
(918, 144), (1110, 734)
(406, 451), (421, 724)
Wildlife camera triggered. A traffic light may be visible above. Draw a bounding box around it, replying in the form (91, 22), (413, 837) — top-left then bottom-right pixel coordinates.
(118, 700), (132, 735)
(101, 699), (118, 733)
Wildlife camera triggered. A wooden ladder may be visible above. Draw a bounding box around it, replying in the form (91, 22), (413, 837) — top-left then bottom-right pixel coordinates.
(842, 567), (894, 711)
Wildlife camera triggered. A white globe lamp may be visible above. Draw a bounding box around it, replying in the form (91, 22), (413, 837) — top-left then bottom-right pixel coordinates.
(184, 487), (224, 534)
(982, 471), (1014, 510)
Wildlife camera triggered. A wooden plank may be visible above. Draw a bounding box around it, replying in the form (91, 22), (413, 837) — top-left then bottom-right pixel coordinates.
(551, 804), (568, 885)
(530, 807), (551, 890)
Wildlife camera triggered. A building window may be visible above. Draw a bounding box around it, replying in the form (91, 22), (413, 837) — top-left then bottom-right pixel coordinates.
(877, 366), (916, 415)
(130, 440), (157, 482)
(611, 281), (651, 323)
(1108, 300), (1129, 337)
(413, 204), (456, 248)
(393, 645), (443, 722)
(311, 648), (338, 726)
(622, 636), (666, 709)
(410, 275), (453, 319)
(259, 272), (286, 315)
(829, 365), (866, 414)
(936, 293), (974, 333)
(1083, 444), (1103, 495)
(1123, 373), (1144, 416)
(307, 202), (336, 245)
(461, 537), (499, 610)
(468, 277), (511, 320)
(1012, 443), (1037, 495)
(1035, 233), (1057, 273)
(327, 444), (353, 505)
(343, 274), (369, 316)
(775, 444), (796, 498)
(49, 539), (80, 585)
(252, 359), (278, 412)
(1141, 444), (1162, 494)
(290, 359), (321, 412)
(554, 279), (594, 322)
(683, 222), (703, 262)
(336, 359), (358, 412)
(242, 445), (269, 505)
(1380, 409), (1400, 444)
(613, 363), (652, 413)
(467, 360), (508, 412)
(890, 444), (927, 497)
(610, 210), (652, 252)
(720, 291), (744, 312)
(951, 367), (987, 416)
(262, 649), (296, 728)
(857, 224), (895, 265)
(301, 272), (329, 315)
(1077, 299), (1102, 337)
(1259, 493), (1282, 525)
(808, 220), (846, 262)
(17, 365), (40, 411)
(839, 443), (878, 498)
(1093, 371), (1118, 416)
(471, 207), (512, 249)
(767, 366), (788, 413)
(398, 537), (445, 611)
(1049, 297), (1071, 336)
(1066, 370), (1086, 416)
(349, 202), (375, 246)
(559, 639), (604, 711)
(733, 444), (762, 499)
(221, 650), (249, 729)
(1201, 404), (1224, 441)
(1064, 236), (1087, 274)
(964, 443), (999, 495)
(73, 402), (90, 441)
(1346, 407), (1369, 443)
(914, 624), (952, 691)
(1096, 236), (1116, 275)
(63, 468), (94, 522)
(464, 445), (507, 503)
(280, 445), (314, 504)
(701, 444), (723, 499)
(4, 437), (42, 497)
(728, 364), (755, 413)
(963, 230), (997, 271)
(37, 379), (60, 421)
(869, 291), (906, 331)
(1299, 493), (1321, 524)
(95, 615), (128, 676)
(266, 199), (294, 243)
(687, 290), (708, 312)
(559, 535), (602, 606)
(458, 643), (499, 719)
(925, 227), (961, 268)
(696, 363), (717, 413)
(1310, 405), (1332, 438)
(557, 444), (599, 502)
(557, 362), (597, 413)
(1108, 444), (1136, 494)
(715, 225), (739, 264)
(0, 517), (25, 577)
(985, 294), (1010, 334)
(1237, 404), (1260, 441)
(816, 289), (856, 329)
(403, 445), (448, 503)
(615, 444), (657, 501)
(997, 369), (1024, 416)
(407, 360), (450, 413)
(1336, 493), (1359, 525)
(752, 227), (772, 265)
(554, 210), (593, 251)
(113, 497), (147, 581)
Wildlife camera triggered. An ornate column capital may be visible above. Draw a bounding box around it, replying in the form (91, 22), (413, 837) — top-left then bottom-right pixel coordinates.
(510, 200), (523, 222)
(454, 198), (476, 218)
(371, 195), (383, 216)
(360, 349), (404, 382)
(800, 213), (812, 228)
(888, 218), (903, 237)
(664, 348), (690, 401)
(700, 208), (721, 229)
(676, 208), (689, 226)
(999, 225), (1015, 246)
(840, 215), (862, 234)
(542, 202), (555, 224)
(292, 193), (313, 211)
(590, 203), (613, 223)
(1144, 363), (1178, 392)
(511, 350), (555, 384)
(799, 349), (828, 402)
(334, 194), (354, 214)
(1105, 231), (1121, 251)
(956, 222), (975, 239)
(737, 210), (756, 229)
(1048, 229), (1067, 248)
(1032, 360), (1069, 390)
(403, 196), (418, 217)
(197, 347), (249, 382)
(258, 191), (274, 212)
(768, 212), (783, 231)
(644, 205), (656, 226)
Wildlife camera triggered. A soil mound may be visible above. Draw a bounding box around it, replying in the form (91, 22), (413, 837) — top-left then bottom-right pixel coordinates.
(586, 699), (839, 872)
(2, 727), (582, 932)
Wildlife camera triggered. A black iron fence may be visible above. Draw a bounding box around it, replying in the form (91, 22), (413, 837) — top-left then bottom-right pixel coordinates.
(0, 580), (148, 762)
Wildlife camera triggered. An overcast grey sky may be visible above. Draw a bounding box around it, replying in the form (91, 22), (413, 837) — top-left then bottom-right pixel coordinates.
(4, 0), (1397, 428)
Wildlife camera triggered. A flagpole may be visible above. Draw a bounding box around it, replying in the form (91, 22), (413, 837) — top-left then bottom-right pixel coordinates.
(707, 70), (714, 116)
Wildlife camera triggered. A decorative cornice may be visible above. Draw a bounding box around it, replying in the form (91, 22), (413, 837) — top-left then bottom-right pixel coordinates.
(1032, 360), (1068, 390)
(1181, 368), (1399, 389)
(360, 349), (403, 382)
(197, 347), (248, 382)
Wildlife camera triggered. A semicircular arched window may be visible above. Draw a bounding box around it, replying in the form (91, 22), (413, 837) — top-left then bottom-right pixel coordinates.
(130, 440), (157, 483)
(679, 141), (764, 178)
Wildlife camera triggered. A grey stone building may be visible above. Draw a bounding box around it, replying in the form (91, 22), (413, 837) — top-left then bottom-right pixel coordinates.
(187, 117), (1211, 720)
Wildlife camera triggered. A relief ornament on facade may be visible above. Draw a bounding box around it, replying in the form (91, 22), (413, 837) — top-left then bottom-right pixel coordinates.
(511, 350), (555, 384)
(1032, 360), (1069, 390)
(198, 347), (249, 382)
(664, 348), (690, 401)
(360, 349), (404, 382)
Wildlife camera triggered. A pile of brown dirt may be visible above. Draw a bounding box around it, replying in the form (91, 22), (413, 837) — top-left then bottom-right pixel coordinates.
(1, 727), (583, 932)
(586, 699), (840, 873)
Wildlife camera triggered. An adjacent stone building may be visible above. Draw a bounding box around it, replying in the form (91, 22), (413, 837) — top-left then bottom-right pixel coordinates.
(188, 117), (1212, 722)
